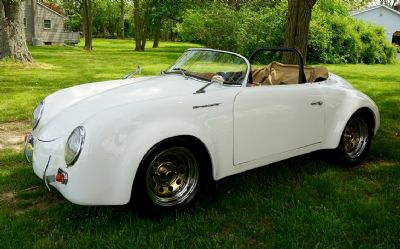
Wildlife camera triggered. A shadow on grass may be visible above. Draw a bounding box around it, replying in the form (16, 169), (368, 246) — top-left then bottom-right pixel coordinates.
(1, 147), (398, 248)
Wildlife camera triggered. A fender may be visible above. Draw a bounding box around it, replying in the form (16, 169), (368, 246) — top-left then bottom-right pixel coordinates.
(322, 85), (380, 149)
(82, 93), (236, 204)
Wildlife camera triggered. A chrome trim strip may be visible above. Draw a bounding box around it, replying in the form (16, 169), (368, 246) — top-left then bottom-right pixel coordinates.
(37, 137), (60, 142)
(310, 101), (323, 106)
(193, 103), (222, 109)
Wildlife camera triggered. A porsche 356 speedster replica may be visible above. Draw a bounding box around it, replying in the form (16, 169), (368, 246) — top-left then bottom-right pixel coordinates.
(25, 48), (379, 211)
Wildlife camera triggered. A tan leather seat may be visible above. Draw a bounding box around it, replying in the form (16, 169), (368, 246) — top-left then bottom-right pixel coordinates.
(251, 62), (328, 85)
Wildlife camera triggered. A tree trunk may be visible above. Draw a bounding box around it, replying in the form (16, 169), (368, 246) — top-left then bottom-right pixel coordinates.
(133, 0), (142, 51)
(282, 0), (316, 64)
(152, 17), (161, 48)
(119, 0), (125, 39)
(0, 0), (33, 62)
(140, 7), (151, 50)
(82, 0), (93, 51)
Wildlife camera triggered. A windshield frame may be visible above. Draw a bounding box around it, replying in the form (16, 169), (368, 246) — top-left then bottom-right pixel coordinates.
(165, 48), (251, 87)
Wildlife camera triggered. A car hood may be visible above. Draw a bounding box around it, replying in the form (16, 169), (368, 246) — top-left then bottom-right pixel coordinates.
(35, 74), (206, 141)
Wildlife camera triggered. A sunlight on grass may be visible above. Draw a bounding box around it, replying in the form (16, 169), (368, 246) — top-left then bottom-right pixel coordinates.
(0, 168), (12, 177)
(0, 39), (201, 122)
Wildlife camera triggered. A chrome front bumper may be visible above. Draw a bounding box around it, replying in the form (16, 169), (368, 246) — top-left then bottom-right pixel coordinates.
(24, 133), (34, 162)
(24, 133), (66, 190)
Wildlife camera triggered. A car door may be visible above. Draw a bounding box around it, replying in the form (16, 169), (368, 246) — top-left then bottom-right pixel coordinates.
(233, 83), (324, 165)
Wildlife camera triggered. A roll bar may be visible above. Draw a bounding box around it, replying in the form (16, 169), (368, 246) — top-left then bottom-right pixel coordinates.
(248, 47), (307, 84)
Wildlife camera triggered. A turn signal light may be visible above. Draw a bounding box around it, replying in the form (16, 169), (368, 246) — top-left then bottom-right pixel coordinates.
(56, 169), (68, 185)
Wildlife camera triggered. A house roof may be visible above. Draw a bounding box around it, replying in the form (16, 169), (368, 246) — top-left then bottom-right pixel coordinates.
(351, 4), (400, 17)
(37, 1), (68, 20)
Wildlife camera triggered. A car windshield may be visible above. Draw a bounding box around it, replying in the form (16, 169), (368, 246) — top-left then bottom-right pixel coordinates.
(165, 49), (248, 85)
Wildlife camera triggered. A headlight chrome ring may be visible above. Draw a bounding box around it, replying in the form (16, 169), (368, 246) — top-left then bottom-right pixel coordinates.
(32, 101), (44, 130)
(64, 126), (85, 167)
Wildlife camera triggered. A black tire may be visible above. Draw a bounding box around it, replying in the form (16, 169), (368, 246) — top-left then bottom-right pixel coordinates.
(132, 138), (209, 214)
(335, 111), (373, 165)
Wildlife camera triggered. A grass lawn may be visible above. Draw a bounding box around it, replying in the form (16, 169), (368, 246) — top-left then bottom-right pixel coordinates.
(0, 39), (399, 248)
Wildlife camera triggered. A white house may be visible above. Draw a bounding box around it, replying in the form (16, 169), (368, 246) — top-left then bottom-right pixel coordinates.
(351, 5), (400, 45)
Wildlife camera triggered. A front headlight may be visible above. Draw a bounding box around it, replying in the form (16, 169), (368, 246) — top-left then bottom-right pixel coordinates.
(32, 101), (44, 130)
(64, 126), (85, 166)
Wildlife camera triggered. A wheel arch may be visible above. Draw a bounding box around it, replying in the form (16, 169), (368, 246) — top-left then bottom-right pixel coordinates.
(130, 135), (214, 204)
(138, 135), (214, 181)
(324, 106), (377, 149)
(356, 107), (376, 134)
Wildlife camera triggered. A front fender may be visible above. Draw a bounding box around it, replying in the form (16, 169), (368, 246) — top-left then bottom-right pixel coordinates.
(82, 93), (234, 204)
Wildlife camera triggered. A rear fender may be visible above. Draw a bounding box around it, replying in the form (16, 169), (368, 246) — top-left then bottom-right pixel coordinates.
(322, 89), (379, 149)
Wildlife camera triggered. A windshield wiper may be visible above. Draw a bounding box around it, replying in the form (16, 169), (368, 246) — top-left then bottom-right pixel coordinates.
(194, 77), (242, 94)
(163, 67), (188, 78)
(194, 82), (213, 94)
(172, 68), (188, 78)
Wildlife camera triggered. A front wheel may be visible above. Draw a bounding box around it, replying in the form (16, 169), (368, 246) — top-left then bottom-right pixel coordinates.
(336, 112), (372, 165)
(132, 140), (207, 214)
(145, 147), (200, 207)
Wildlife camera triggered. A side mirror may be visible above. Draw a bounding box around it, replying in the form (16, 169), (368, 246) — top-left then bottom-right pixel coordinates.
(211, 75), (224, 87)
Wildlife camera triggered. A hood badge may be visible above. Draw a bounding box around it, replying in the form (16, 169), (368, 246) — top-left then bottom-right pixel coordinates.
(193, 103), (221, 109)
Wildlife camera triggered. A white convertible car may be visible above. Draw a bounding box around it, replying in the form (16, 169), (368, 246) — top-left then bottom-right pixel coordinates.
(25, 48), (379, 210)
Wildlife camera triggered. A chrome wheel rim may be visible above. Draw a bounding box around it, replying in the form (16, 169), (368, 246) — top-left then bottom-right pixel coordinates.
(343, 117), (369, 159)
(146, 147), (199, 207)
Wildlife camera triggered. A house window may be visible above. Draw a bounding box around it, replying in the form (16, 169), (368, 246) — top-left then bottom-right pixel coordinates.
(44, 19), (51, 29)
(23, 18), (27, 28)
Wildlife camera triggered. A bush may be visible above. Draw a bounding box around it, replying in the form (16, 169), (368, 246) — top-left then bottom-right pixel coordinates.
(176, 2), (286, 57)
(177, 1), (396, 64)
(308, 2), (396, 64)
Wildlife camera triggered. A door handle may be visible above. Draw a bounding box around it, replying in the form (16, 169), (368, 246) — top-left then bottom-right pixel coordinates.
(310, 101), (323, 106)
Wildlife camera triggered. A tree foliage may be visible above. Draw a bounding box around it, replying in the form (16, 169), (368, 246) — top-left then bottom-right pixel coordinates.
(176, 0), (395, 64)
(177, 1), (286, 57)
(379, 0), (399, 7)
(309, 1), (396, 63)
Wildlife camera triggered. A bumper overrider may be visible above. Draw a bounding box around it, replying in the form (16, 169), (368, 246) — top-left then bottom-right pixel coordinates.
(24, 133), (68, 190)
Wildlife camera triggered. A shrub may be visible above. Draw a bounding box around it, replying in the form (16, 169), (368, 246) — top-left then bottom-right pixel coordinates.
(308, 4), (396, 64)
(177, 1), (396, 64)
(176, 3), (239, 52)
(176, 2), (286, 57)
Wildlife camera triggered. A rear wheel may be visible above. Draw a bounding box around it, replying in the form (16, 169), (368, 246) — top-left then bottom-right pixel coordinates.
(336, 112), (372, 165)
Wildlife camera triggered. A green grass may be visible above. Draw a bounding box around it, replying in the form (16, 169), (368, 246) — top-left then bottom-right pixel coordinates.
(0, 39), (399, 249)
(0, 39), (201, 122)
